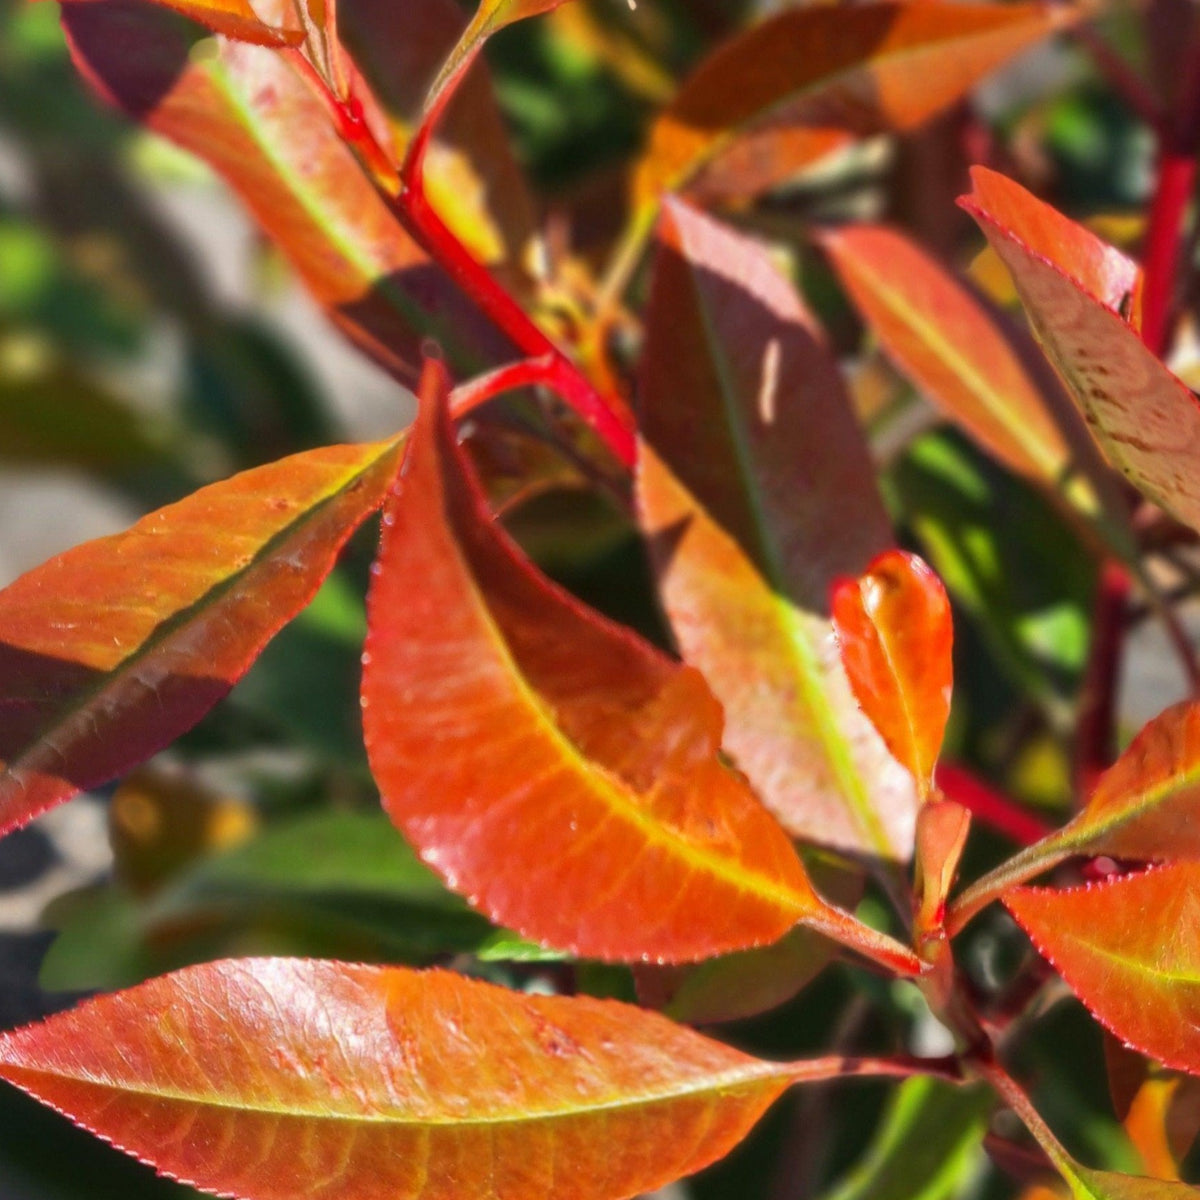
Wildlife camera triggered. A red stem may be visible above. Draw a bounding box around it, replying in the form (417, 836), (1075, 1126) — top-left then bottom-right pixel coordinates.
(934, 764), (1052, 847)
(397, 94), (637, 469)
(1140, 37), (1200, 355)
(1073, 561), (1130, 801)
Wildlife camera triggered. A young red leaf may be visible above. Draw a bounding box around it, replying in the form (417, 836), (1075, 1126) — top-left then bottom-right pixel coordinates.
(62, 1), (511, 382)
(362, 362), (918, 971)
(634, 3), (1073, 209)
(0, 438), (401, 837)
(831, 550), (953, 800)
(636, 199), (916, 862)
(820, 224), (1079, 491)
(61, 0), (301, 46)
(961, 168), (1200, 536)
(1006, 863), (1200, 1075)
(0, 959), (798, 1200)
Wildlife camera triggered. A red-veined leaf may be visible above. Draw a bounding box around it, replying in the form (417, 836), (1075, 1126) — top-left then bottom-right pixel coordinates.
(831, 550), (953, 800)
(954, 700), (1200, 917)
(634, 3), (1073, 209)
(820, 224), (1077, 490)
(1006, 863), (1200, 1075)
(61, 0), (301, 46)
(636, 199), (916, 862)
(0, 438), (400, 836)
(961, 168), (1200, 535)
(426, 0), (575, 117)
(361, 361), (919, 970)
(0, 959), (799, 1200)
(62, 0), (511, 381)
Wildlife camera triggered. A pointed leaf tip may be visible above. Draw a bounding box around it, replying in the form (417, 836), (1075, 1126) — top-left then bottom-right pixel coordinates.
(362, 356), (823, 963)
(832, 550), (953, 799)
(0, 959), (795, 1200)
(1006, 862), (1200, 1076)
(0, 439), (401, 837)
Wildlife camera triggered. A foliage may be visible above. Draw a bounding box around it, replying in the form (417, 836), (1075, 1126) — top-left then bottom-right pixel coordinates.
(4, 0), (1200, 1198)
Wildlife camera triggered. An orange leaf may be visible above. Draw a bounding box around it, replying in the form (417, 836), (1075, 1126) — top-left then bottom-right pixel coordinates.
(634, 2), (1073, 209)
(61, 0), (301, 46)
(0, 959), (798, 1200)
(832, 551), (953, 799)
(636, 199), (916, 862)
(63, 0), (511, 381)
(961, 168), (1200, 536)
(0, 439), (400, 836)
(1006, 863), (1200, 1075)
(360, 361), (866, 965)
(821, 224), (1078, 491)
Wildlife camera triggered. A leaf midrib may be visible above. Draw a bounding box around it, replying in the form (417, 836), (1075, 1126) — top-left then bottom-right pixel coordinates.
(0, 1055), (787, 1125)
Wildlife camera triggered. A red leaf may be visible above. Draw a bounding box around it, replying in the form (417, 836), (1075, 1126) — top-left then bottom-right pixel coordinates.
(62, 0), (510, 381)
(636, 199), (916, 861)
(832, 550), (953, 799)
(61, 0), (301, 46)
(361, 360), (831, 963)
(0, 439), (400, 836)
(960, 168), (1200, 535)
(635, 2), (1073, 209)
(0, 959), (798, 1200)
(1006, 863), (1200, 1075)
(821, 224), (1079, 491)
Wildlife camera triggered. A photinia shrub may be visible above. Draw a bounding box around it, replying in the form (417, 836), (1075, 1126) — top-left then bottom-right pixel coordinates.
(6, 0), (1200, 1198)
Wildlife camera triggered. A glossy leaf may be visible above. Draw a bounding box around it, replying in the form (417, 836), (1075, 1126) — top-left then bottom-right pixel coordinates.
(62, 1), (510, 381)
(1006, 863), (1200, 1075)
(961, 700), (1200, 906)
(0, 959), (798, 1200)
(361, 360), (861, 964)
(634, 3), (1072, 208)
(636, 198), (916, 861)
(822, 224), (1076, 490)
(62, 0), (300, 46)
(832, 550), (953, 800)
(961, 168), (1200, 536)
(0, 438), (400, 836)
(427, 0), (574, 117)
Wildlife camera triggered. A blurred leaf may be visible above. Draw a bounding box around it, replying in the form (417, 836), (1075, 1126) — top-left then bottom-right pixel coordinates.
(822, 224), (1080, 496)
(888, 429), (1095, 713)
(62, 0), (510, 380)
(360, 362), (875, 965)
(818, 1077), (990, 1200)
(635, 2), (1073, 208)
(60, 0), (301, 45)
(636, 198), (916, 862)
